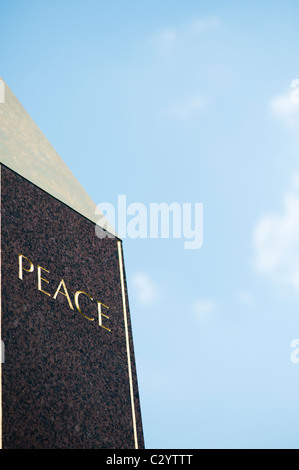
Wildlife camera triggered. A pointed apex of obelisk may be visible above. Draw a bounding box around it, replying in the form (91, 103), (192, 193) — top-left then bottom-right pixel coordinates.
(0, 77), (116, 237)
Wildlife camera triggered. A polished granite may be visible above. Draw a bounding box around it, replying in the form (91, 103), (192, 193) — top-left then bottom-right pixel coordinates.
(1, 164), (144, 449)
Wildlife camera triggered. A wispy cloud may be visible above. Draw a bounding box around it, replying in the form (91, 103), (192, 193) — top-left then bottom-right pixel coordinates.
(252, 174), (299, 293)
(188, 16), (221, 34)
(131, 272), (159, 306)
(150, 29), (177, 55)
(238, 291), (253, 304)
(193, 299), (215, 321)
(163, 94), (207, 120)
(149, 16), (220, 119)
(150, 16), (221, 55)
(269, 89), (299, 130)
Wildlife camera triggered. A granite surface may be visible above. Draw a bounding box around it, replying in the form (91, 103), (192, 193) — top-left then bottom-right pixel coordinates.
(1, 164), (144, 449)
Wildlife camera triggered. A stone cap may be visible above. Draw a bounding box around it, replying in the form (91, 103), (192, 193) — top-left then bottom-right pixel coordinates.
(0, 77), (117, 238)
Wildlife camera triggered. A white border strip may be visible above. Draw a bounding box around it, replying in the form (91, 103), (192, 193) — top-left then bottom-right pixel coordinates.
(117, 240), (138, 450)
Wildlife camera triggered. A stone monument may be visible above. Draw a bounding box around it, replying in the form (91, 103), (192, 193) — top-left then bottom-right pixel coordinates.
(0, 78), (144, 449)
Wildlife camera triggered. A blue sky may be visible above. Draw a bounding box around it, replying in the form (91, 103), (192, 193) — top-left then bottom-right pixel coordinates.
(2, 0), (299, 449)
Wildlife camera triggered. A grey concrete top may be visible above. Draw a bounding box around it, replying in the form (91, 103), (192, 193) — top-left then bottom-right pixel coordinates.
(0, 77), (116, 237)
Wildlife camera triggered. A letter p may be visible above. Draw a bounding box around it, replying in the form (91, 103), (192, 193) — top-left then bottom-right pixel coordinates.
(19, 254), (34, 280)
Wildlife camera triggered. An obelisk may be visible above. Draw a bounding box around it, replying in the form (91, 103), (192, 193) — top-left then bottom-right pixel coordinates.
(0, 78), (144, 449)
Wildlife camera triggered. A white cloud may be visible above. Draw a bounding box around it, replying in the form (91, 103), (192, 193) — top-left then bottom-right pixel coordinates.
(252, 174), (299, 293)
(188, 16), (221, 34)
(150, 29), (177, 55)
(193, 299), (215, 321)
(150, 16), (221, 55)
(238, 291), (253, 304)
(269, 89), (299, 129)
(131, 272), (159, 306)
(163, 94), (207, 120)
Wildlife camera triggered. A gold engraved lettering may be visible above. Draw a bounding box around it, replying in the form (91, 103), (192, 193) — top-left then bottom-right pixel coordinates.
(53, 279), (74, 310)
(17, 254), (111, 332)
(74, 291), (95, 321)
(18, 254), (34, 280)
(37, 265), (51, 296)
(97, 301), (111, 332)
